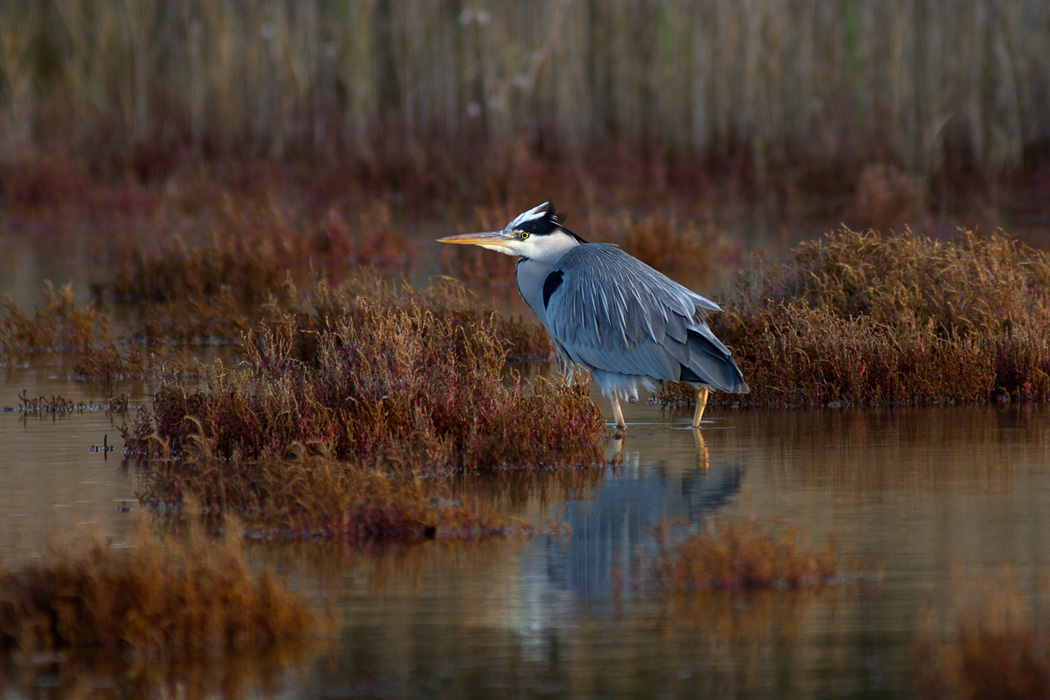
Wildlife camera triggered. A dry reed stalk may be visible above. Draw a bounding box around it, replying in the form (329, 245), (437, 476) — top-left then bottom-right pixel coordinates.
(1, 0), (1046, 196)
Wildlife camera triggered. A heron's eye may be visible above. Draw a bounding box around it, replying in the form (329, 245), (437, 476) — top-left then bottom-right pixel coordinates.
(519, 231), (530, 240)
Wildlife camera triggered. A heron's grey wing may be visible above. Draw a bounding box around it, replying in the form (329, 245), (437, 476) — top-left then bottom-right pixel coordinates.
(544, 244), (741, 388)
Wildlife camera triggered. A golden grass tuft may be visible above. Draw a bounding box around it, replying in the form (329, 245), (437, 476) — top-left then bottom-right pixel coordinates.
(0, 518), (327, 659)
(0, 281), (162, 381)
(131, 289), (253, 345)
(912, 573), (1050, 700)
(662, 228), (1050, 407)
(0, 281), (110, 356)
(652, 519), (849, 591)
(125, 275), (599, 471)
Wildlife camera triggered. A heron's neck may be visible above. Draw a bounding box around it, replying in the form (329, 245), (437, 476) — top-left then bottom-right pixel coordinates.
(523, 229), (581, 264)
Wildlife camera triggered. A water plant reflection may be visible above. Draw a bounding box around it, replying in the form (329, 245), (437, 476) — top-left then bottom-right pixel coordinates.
(912, 571), (1050, 700)
(652, 518), (851, 591)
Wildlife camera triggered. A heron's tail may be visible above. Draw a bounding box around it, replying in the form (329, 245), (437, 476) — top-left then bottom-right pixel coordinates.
(680, 327), (750, 394)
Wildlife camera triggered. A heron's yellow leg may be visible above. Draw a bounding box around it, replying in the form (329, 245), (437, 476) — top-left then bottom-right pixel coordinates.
(692, 388), (709, 428)
(611, 396), (626, 435)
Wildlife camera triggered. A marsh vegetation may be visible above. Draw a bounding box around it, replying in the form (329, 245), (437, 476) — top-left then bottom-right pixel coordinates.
(2, 2), (1050, 697)
(0, 517), (327, 696)
(662, 228), (1050, 408)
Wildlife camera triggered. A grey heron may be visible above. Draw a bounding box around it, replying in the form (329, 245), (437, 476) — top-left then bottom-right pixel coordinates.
(438, 202), (748, 433)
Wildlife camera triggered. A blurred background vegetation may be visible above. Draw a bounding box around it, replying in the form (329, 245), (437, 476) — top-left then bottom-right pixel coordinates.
(0, 0), (1048, 217)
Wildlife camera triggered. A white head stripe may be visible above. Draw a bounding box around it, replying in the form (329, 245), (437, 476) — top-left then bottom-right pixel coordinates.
(505, 202), (550, 230)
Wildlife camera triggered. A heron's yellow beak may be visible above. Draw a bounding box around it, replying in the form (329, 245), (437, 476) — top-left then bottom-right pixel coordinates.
(436, 231), (513, 248)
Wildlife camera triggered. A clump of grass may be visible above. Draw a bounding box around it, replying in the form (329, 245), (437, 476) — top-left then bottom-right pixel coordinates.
(140, 446), (512, 541)
(125, 275), (600, 472)
(101, 230), (291, 305)
(0, 281), (159, 381)
(662, 228), (1050, 407)
(0, 282), (111, 356)
(97, 199), (414, 305)
(132, 290), (252, 345)
(0, 518), (327, 660)
(613, 211), (735, 272)
(912, 573), (1050, 700)
(652, 519), (848, 591)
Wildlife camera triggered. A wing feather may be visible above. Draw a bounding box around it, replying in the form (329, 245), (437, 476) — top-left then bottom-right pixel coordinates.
(544, 244), (740, 388)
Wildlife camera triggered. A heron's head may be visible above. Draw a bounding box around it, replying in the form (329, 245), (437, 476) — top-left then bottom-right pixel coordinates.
(437, 201), (585, 262)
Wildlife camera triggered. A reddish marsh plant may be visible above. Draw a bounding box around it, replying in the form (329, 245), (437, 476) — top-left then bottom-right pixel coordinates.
(662, 228), (1050, 407)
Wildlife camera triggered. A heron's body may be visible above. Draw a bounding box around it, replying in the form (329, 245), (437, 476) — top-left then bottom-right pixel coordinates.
(438, 202), (749, 433)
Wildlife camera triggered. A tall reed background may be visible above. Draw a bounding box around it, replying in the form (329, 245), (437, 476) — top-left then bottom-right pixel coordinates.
(0, 0), (1048, 188)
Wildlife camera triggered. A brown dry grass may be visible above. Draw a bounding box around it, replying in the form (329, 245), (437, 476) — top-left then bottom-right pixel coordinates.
(0, 281), (110, 355)
(912, 573), (1050, 700)
(130, 290), (253, 345)
(848, 162), (929, 230)
(125, 275), (601, 472)
(0, 517), (327, 659)
(662, 228), (1050, 407)
(652, 519), (850, 591)
(123, 275), (597, 536)
(612, 211), (736, 272)
(0, 281), (160, 381)
(96, 199), (415, 305)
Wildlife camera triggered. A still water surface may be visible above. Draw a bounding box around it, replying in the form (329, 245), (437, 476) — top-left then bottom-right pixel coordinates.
(2, 228), (1050, 697)
(2, 362), (1049, 698)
